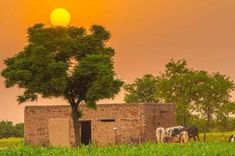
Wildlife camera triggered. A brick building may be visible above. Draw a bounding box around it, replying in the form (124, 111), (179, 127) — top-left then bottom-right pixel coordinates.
(24, 103), (176, 146)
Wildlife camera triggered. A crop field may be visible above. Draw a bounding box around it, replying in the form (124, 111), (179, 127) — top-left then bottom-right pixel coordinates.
(0, 138), (23, 148)
(0, 131), (235, 156)
(1, 142), (235, 156)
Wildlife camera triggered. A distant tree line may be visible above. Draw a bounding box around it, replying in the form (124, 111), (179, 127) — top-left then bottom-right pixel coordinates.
(0, 121), (24, 138)
(124, 59), (235, 132)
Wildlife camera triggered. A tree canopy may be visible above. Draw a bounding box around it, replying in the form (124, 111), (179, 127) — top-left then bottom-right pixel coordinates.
(124, 74), (158, 103)
(191, 71), (235, 130)
(1, 24), (123, 145)
(157, 59), (235, 127)
(2, 24), (122, 105)
(156, 59), (196, 126)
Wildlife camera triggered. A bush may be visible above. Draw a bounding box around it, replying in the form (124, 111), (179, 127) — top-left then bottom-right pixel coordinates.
(179, 116), (235, 133)
(14, 123), (24, 138)
(0, 121), (24, 139)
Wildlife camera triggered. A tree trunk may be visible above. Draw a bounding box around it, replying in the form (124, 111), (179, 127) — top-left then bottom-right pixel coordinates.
(204, 116), (211, 142)
(71, 103), (80, 147)
(203, 132), (207, 142)
(183, 111), (187, 127)
(203, 124), (209, 142)
(183, 116), (186, 127)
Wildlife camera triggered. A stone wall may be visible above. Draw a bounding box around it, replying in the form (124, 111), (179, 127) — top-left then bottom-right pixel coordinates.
(24, 103), (175, 146)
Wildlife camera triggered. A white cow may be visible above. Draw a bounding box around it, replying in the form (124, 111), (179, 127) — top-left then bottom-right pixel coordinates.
(156, 127), (165, 143)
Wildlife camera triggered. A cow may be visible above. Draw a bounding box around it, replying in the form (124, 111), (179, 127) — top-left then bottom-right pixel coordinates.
(164, 131), (189, 144)
(156, 127), (165, 143)
(229, 135), (235, 143)
(165, 126), (184, 137)
(182, 125), (200, 141)
(165, 125), (200, 142)
(180, 131), (189, 143)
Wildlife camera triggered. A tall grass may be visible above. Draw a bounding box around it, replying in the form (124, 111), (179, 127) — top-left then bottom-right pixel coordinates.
(1, 142), (235, 156)
(0, 131), (235, 156)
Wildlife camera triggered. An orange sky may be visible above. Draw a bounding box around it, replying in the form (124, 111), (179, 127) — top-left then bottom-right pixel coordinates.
(1, 0), (235, 123)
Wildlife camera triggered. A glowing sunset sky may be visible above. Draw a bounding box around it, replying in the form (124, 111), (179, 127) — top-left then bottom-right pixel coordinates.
(1, 0), (235, 122)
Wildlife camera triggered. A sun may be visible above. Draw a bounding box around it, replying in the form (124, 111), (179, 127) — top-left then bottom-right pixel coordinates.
(50, 8), (71, 27)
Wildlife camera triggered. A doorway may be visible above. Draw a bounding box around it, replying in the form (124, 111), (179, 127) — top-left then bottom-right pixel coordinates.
(80, 121), (91, 145)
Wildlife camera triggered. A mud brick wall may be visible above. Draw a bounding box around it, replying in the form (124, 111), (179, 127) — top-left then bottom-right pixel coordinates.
(75, 104), (143, 146)
(142, 104), (176, 142)
(24, 103), (175, 146)
(24, 106), (71, 146)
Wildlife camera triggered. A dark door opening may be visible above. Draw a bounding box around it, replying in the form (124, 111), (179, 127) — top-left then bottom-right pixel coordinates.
(80, 121), (91, 145)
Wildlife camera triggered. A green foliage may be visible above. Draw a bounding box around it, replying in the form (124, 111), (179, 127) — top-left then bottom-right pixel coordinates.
(124, 74), (158, 103)
(1, 141), (235, 156)
(72, 54), (123, 107)
(0, 121), (24, 139)
(188, 116), (235, 133)
(191, 71), (235, 131)
(14, 123), (24, 138)
(123, 59), (235, 128)
(1, 24), (123, 106)
(0, 121), (14, 139)
(156, 59), (195, 126)
(156, 59), (235, 127)
(1, 132), (235, 155)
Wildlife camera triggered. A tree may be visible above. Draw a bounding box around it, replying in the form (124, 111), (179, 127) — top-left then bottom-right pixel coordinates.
(1, 24), (123, 146)
(0, 121), (24, 138)
(0, 121), (14, 138)
(192, 71), (235, 133)
(124, 74), (158, 103)
(14, 123), (24, 137)
(156, 59), (196, 126)
(157, 59), (235, 128)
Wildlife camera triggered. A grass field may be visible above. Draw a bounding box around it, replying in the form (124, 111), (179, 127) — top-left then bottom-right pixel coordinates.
(199, 131), (235, 142)
(0, 131), (235, 156)
(0, 138), (23, 148)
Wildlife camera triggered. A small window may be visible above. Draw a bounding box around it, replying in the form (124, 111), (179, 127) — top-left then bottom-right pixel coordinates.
(99, 118), (115, 122)
(160, 110), (168, 113)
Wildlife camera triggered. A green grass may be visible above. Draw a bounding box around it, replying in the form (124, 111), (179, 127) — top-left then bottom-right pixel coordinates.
(0, 131), (235, 156)
(1, 142), (235, 156)
(199, 131), (235, 142)
(0, 138), (23, 148)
